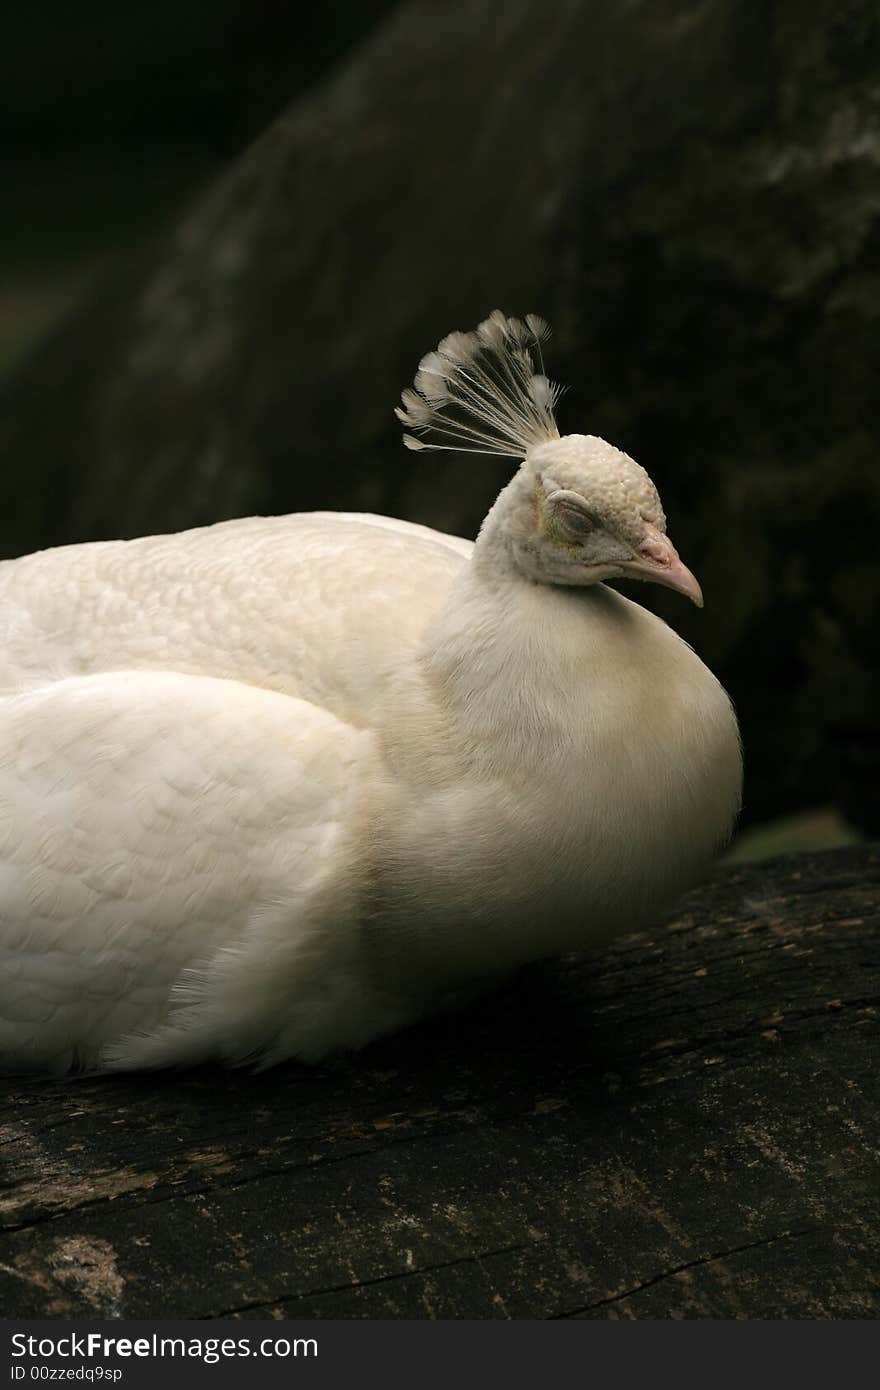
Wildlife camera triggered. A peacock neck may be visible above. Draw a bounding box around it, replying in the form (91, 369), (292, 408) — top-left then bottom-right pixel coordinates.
(468, 464), (536, 585)
(419, 532), (622, 782)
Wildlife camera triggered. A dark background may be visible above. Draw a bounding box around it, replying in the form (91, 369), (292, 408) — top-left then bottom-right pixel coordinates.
(2, 0), (877, 854)
(1, 3), (395, 360)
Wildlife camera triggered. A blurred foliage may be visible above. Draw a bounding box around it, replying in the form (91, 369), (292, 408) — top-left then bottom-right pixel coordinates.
(726, 807), (862, 863)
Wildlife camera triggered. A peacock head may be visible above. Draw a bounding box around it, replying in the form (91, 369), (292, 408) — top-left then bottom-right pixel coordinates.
(396, 312), (703, 606)
(517, 433), (702, 604)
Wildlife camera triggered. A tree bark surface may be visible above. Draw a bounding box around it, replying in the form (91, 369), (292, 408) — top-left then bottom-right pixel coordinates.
(1, 845), (877, 1319)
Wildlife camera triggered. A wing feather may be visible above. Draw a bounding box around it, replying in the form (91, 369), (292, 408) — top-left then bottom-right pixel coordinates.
(0, 514), (471, 727)
(0, 669), (373, 1073)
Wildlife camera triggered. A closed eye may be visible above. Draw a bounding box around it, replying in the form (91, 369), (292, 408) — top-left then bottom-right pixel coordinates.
(557, 504), (598, 537)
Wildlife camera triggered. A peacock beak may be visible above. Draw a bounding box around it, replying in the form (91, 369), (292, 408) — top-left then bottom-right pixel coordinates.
(620, 527), (704, 607)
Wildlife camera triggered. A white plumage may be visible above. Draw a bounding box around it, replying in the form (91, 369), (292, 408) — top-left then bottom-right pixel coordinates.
(0, 313), (741, 1074)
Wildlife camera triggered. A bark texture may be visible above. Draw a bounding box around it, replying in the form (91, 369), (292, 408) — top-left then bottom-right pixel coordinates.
(1, 846), (877, 1319)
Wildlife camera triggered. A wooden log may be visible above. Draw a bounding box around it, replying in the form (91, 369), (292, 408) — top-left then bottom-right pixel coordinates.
(0, 845), (877, 1319)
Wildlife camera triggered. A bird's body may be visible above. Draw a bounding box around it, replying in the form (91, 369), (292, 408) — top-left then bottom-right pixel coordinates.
(0, 314), (742, 1074)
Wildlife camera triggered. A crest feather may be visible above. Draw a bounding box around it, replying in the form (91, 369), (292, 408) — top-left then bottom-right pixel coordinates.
(395, 311), (562, 459)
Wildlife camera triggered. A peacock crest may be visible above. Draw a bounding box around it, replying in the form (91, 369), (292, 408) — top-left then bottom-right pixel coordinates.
(396, 310), (562, 459)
